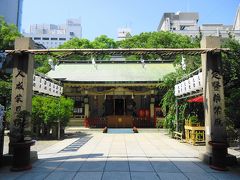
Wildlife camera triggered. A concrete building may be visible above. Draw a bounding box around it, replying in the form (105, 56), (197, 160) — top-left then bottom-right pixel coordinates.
(24, 19), (82, 48)
(157, 11), (240, 40)
(157, 12), (199, 32)
(0, 0), (23, 31)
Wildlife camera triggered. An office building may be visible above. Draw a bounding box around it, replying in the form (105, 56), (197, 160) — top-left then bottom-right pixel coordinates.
(157, 11), (240, 39)
(24, 19), (82, 48)
(0, 0), (23, 31)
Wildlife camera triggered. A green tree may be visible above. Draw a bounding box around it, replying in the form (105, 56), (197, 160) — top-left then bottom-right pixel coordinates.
(0, 16), (21, 50)
(59, 38), (92, 49)
(221, 38), (240, 142)
(58, 38), (93, 60)
(222, 38), (240, 90)
(91, 35), (117, 60)
(91, 35), (117, 49)
(0, 17), (20, 107)
(119, 31), (200, 60)
(58, 96), (74, 127)
(32, 96), (73, 137)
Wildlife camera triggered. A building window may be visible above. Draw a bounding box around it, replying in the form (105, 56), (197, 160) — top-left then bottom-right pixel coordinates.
(42, 37), (49, 40)
(51, 38), (58, 40)
(59, 38), (66, 41)
(34, 37), (41, 40)
(70, 32), (74, 36)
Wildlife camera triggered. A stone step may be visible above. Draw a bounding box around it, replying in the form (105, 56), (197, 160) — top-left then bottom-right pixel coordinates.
(68, 118), (85, 126)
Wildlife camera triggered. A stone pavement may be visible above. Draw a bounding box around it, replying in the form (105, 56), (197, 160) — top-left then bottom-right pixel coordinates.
(1, 131), (240, 180)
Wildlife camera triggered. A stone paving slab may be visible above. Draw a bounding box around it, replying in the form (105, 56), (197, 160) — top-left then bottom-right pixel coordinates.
(1, 131), (240, 180)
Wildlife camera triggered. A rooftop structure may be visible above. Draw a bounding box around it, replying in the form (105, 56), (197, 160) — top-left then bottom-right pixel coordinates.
(24, 19), (82, 48)
(117, 27), (132, 40)
(157, 11), (240, 40)
(47, 60), (174, 83)
(157, 12), (199, 32)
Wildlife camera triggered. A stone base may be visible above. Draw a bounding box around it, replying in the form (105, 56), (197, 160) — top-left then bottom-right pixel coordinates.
(2, 151), (38, 167)
(200, 153), (238, 166)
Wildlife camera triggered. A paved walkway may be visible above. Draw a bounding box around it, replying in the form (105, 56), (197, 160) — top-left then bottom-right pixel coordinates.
(1, 131), (240, 180)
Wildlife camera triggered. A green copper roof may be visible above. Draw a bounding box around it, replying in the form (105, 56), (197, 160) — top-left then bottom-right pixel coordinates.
(47, 62), (175, 82)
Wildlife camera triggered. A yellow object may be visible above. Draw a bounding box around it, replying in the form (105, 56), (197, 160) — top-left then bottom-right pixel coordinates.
(184, 125), (205, 145)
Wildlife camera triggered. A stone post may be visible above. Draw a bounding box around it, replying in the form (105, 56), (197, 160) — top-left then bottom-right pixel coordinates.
(201, 37), (227, 163)
(10, 38), (34, 144)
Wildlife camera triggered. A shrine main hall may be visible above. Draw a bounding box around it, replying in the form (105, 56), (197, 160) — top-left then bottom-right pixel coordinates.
(47, 59), (175, 128)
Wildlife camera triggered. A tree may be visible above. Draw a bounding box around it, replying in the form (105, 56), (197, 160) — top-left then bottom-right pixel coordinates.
(119, 31), (200, 60)
(32, 96), (73, 137)
(59, 38), (92, 49)
(0, 17), (20, 107)
(58, 97), (74, 127)
(0, 16), (21, 50)
(91, 35), (117, 49)
(58, 38), (93, 60)
(221, 38), (240, 90)
(221, 38), (240, 143)
(34, 55), (51, 74)
(91, 35), (117, 60)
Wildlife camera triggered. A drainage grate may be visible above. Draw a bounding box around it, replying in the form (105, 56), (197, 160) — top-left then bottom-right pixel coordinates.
(60, 136), (92, 152)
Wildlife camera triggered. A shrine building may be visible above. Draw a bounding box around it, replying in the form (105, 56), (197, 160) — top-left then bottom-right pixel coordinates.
(47, 60), (175, 128)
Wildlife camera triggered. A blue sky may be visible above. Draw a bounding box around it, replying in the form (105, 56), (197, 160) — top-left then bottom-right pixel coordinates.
(22, 0), (240, 40)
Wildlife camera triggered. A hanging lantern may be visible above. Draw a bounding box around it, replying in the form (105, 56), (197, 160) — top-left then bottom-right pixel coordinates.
(174, 84), (178, 96)
(193, 74), (200, 91)
(189, 77), (195, 92)
(183, 80), (187, 94)
(180, 82), (184, 96)
(198, 72), (203, 89)
(185, 79), (190, 93)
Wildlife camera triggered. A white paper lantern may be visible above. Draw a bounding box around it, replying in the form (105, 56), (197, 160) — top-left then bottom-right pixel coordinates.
(193, 74), (200, 90)
(174, 84), (181, 97)
(189, 77), (194, 92)
(185, 79), (191, 93)
(177, 84), (181, 96)
(174, 84), (178, 96)
(184, 80), (188, 93)
(179, 82), (183, 96)
(182, 81), (187, 94)
(198, 72), (203, 89)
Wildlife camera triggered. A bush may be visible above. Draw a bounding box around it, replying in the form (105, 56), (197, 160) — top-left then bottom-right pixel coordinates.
(32, 96), (74, 138)
(156, 118), (164, 128)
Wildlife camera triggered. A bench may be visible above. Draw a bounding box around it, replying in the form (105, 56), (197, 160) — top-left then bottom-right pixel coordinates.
(173, 131), (183, 141)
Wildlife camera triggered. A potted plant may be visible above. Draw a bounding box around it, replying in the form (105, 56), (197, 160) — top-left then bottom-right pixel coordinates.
(187, 115), (199, 126)
(9, 110), (35, 171)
